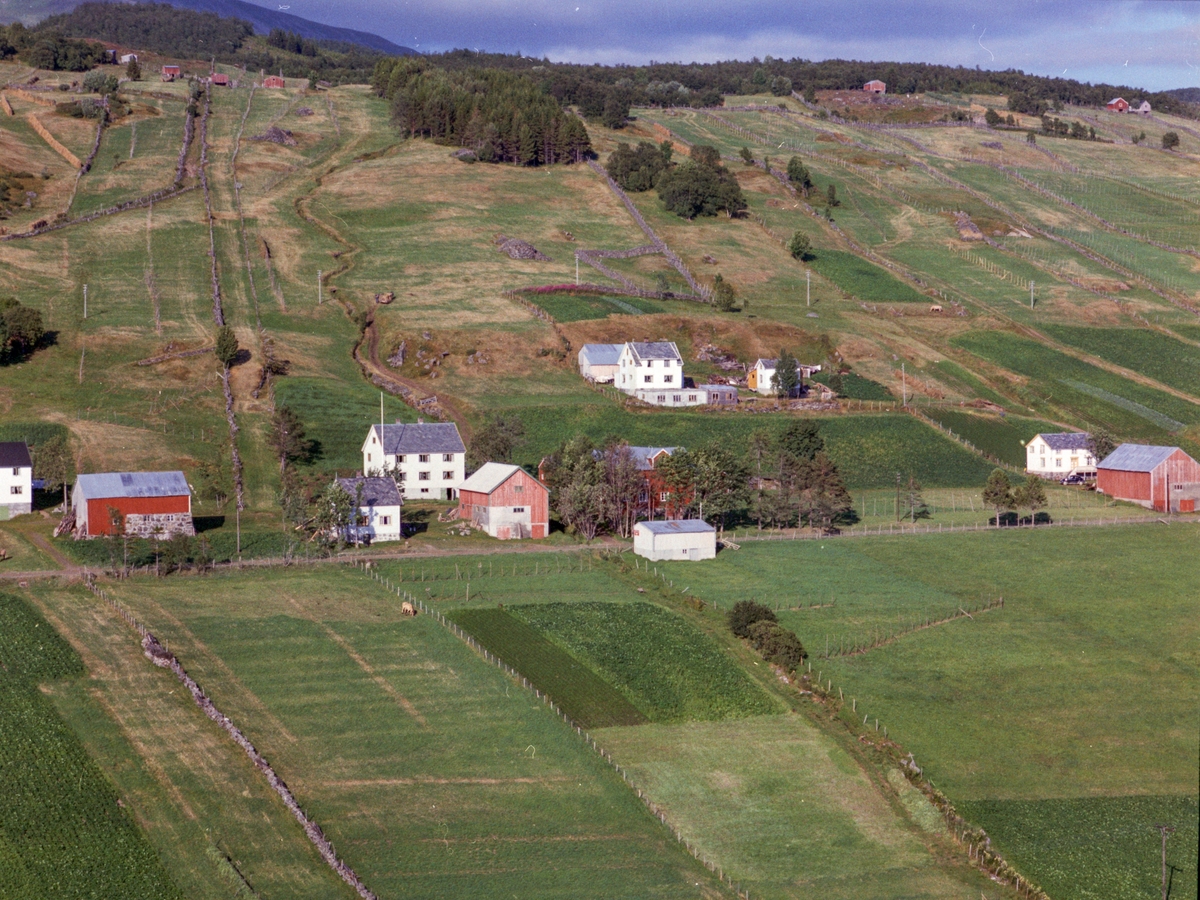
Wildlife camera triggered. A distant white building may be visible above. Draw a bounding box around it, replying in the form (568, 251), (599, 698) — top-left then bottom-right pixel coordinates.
(617, 342), (684, 395)
(1025, 433), (1096, 477)
(578, 343), (623, 383)
(362, 420), (466, 500)
(337, 476), (402, 544)
(1133, 100), (1151, 116)
(119, 53), (138, 64)
(634, 387), (708, 407)
(632, 519), (717, 561)
(747, 359), (820, 396)
(0, 442), (33, 520)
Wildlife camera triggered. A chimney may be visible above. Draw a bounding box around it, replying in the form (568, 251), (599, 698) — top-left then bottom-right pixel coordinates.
(417, 417), (424, 424)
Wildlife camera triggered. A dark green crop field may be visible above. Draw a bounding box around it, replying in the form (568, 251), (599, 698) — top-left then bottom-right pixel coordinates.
(1041, 325), (1200, 400)
(808, 249), (929, 303)
(921, 409), (1061, 467)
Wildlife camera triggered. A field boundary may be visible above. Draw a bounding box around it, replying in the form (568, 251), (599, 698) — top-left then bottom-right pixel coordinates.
(356, 562), (751, 899)
(26, 112), (82, 168)
(80, 578), (379, 900)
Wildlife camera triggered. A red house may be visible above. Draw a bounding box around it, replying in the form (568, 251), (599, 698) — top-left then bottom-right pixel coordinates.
(458, 463), (549, 539)
(263, 75), (286, 89)
(210, 73), (230, 86)
(1106, 97), (1129, 112)
(161, 65), (181, 82)
(70, 471), (194, 538)
(864, 80), (886, 94)
(1096, 444), (1200, 513)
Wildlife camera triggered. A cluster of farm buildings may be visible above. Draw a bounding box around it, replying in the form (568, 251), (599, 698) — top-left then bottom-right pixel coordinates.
(578, 341), (822, 406)
(2, 418), (1197, 561)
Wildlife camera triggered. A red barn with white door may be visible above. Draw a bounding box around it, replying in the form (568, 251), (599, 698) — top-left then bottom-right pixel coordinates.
(1096, 444), (1200, 512)
(458, 463), (549, 539)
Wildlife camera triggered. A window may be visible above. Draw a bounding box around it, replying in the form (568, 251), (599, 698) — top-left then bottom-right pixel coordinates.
(419, 472), (430, 481)
(380, 515), (391, 526)
(10, 486), (22, 495)
(513, 507), (525, 513)
(657, 395), (665, 403)
(10, 467), (18, 476)
(644, 375), (653, 384)
(443, 453), (454, 462)
(664, 375), (674, 383)
(673, 395), (681, 403)
(398, 472), (406, 481)
(397, 455), (406, 464)
(513, 484), (524, 493)
(1055, 458), (1062, 467)
(420, 488), (429, 494)
(367, 453), (372, 463)
(660, 491), (669, 502)
(443, 471), (453, 480)
(688, 394), (697, 402)
(418, 454), (430, 463)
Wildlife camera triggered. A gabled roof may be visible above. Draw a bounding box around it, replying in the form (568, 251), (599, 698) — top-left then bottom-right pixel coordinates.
(627, 341), (682, 362)
(637, 519), (715, 535)
(460, 462), (546, 495)
(626, 446), (678, 471)
(75, 471), (190, 500)
(579, 343), (623, 365)
(1099, 443), (1182, 472)
(337, 476), (402, 507)
(370, 422), (465, 456)
(753, 358), (777, 370)
(1107, 97), (1126, 105)
(1034, 432), (1091, 452)
(0, 441), (32, 469)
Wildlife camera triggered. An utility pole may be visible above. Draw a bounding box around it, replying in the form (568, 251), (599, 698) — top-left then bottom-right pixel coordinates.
(318, 270), (323, 304)
(1154, 824), (1174, 900)
(806, 269), (811, 307)
(901, 362), (907, 406)
(83, 284), (88, 319)
(575, 254), (579, 286)
(1030, 279), (1035, 309)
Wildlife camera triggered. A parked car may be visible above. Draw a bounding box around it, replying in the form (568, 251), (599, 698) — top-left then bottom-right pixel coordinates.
(1060, 473), (1089, 485)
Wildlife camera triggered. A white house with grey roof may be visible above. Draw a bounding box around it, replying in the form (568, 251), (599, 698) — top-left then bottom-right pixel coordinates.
(617, 342), (684, 396)
(337, 475), (402, 543)
(1024, 433), (1096, 477)
(578, 344), (623, 383)
(0, 442), (33, 519)
(362, 421), (466, 500)
(633, 519), (717, 561)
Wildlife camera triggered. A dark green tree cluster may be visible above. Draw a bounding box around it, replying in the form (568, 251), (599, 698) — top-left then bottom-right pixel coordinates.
(981, 469), (1050, 526)
(33, 3), (253, 59)
(81, 69), (119, 96)
(605, 141), (673, 191)
(727, 601), (806, 671)
(656, 144), (746, 218)
(373, 59), (592, 165)
(1039, 115), (1097, 140)
(466, 413), (526, 470)
(0, 298), (46, 363)
(0, 23), (107, 72)
(747, 421), (852, 531)
(1162, 131), (1180, 150)
(786, 156), (813, 196)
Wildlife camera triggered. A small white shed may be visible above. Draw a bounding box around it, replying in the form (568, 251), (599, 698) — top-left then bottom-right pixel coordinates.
(632, 519), (716, 561)
(578, 343), (623, 383)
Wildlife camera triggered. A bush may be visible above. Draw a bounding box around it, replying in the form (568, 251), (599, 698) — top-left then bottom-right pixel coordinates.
(745, 621), (806, 671)
(1162, 131), (1180, 150)
(727, 599), (776, 638)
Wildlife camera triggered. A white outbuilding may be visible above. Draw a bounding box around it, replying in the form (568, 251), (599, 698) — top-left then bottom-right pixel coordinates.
(337, 475), (403, 544)
(578, 343), (623, 383)
(632, 519), (716, 561)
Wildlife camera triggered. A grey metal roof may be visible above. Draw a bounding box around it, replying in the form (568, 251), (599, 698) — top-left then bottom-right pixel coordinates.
(579, 343), (623, 366)
(460, 462), (546, 495)
(1098, 443), (1181, 472)
(75, 471), (190, 500)
(372, 422), (465, 456)
(637, 519), (715, 535)
(1036, 432), (1091, 452)
(337, 476), (402, 508)
(698, 384), (736, 392)
(0, 441), (32, 469)
(628, 341), (681, 362)
(626, 446), (677, 471)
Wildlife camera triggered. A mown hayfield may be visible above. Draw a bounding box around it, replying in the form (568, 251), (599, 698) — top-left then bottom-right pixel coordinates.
(807, 249), (928, 303)
(665, 525), (1200, 900)
(101, 566), (729, 900)
(528, 291), (675, 321)
(0, 592), (183, 900)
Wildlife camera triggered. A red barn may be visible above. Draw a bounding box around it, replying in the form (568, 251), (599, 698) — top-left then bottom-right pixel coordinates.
(210, 73), (230, 86)
(71, 471), (194, 538)
(864, 80), (886, 94)
(263, 75), (286, 89)
(1096, 444), (1200, 513)
(458, 463), (549, 539)
(161, 65), (181, 82)
(1106, 97), (1129, 112)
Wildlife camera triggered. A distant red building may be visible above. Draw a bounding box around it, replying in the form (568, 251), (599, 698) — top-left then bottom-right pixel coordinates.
(210, 73), (230, 86)
(161, 65), (181, 82)
(864, 80), (886, 94)
(1106, 97), (1130, 112)
(263, 75), (286, 89)
(71, 472), (194, 538)
(1096, 444), (1200, 512)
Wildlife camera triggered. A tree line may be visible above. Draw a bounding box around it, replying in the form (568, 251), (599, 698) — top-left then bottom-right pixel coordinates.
(606, 141), (746, 219)
(372, 59), (592, 165)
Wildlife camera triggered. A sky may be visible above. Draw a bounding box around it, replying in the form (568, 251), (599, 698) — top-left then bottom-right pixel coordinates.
(261, 0), (1200, 92)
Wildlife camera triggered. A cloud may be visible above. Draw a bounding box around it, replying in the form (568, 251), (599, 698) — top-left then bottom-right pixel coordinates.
(251, 0), (1200, 90)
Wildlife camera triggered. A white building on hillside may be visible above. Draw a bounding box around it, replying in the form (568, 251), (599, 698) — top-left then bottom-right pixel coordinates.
(0, 442), (33, 520)
(337, 475), (403, 543)
(362, 421), (466, 500)
(633, 519), (717, 561)
(1025, 433), (1096, 477)
(617, 342), (684, 395)
(578, 344), (623, 383)
(748, 359), (820, 396)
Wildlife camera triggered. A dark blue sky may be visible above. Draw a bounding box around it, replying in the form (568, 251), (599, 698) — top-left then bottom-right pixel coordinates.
(264, 0), (1198, 91)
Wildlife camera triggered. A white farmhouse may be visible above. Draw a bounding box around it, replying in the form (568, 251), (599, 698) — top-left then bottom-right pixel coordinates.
(1025, 433), (1096, 477)
(362, 420), (466, 500)
(0, 442), (33, 520)
(578, 344), (623, 383)
(747, 359), (821, 396)
(632, 519), (717, 561)
(337, 476), (402, 543)
(617, 342), (684, 395)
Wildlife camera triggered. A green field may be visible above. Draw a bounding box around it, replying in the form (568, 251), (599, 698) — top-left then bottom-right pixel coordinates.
(0, 592), (182, 900)
(657, 526), (1200, 900)
(447, 607), (647, 727)
(807, 249), (929, 303)
(920, 409), (1062, 467)
(527, 291), (678, 321)
(1041, 325), (1200, 400)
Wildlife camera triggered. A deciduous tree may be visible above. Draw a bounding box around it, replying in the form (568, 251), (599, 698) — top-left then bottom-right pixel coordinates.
(982, 468), (1015, 526)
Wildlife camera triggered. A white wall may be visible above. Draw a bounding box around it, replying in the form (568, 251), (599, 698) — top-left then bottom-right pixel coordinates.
(634, 389), (708, 407)
(633, 526), (716, 561)
(350, 503), (403, 543)
(362, 433), (465, 500)
(618, 347), (683, 396)
(1026, 437), (1095, 475)
(0, 464), (32, 518)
